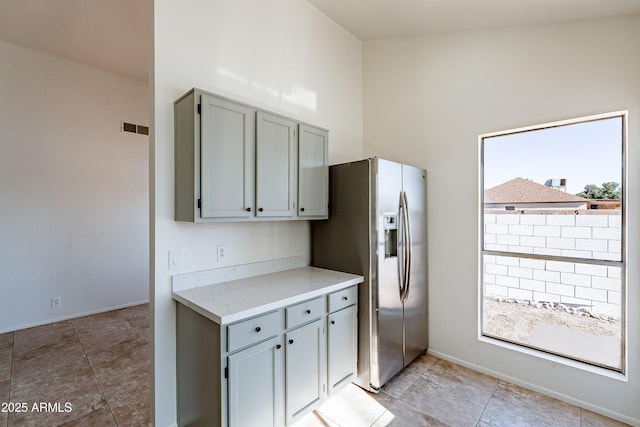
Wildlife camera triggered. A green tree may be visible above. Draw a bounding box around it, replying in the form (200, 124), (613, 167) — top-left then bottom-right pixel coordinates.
(576, 182), (621, 200)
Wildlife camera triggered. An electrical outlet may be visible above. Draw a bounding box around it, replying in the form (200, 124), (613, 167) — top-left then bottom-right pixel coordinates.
(217, 245), (227, 262)
(51, 297), (62, 308)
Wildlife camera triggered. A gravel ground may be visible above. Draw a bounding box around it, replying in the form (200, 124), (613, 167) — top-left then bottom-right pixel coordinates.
(482, 297), (621, 345)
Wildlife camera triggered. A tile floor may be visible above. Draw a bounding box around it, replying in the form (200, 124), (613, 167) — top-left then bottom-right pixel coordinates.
(294, 354), (631, 427)
(0, 304), (150, 427)
(0, 305), (631, 427)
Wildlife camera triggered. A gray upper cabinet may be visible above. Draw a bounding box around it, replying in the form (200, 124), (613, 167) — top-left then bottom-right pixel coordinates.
(298, 124), (328, 219)
(174, 88), (328, 222)
(256, 112), (297, 218)
(200, 94), (256, 219)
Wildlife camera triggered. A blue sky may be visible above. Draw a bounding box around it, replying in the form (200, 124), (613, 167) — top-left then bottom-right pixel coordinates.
(483, 116), (623, 195)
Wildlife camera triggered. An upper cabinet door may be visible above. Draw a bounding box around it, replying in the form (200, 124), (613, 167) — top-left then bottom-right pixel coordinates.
(256, 112), (297, 217)
(298, 124), (328, 219)
(200, 93), (255, 219)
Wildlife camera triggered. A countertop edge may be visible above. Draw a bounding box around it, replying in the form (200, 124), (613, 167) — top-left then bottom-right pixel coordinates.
(172, 267), (363, 325)
(172, 293), (222, 324)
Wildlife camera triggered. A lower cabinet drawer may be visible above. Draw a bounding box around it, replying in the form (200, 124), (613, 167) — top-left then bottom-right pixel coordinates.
(328, 285), (357, 313)
(286, 297), (325, 329)
(227, 310), (284, 353)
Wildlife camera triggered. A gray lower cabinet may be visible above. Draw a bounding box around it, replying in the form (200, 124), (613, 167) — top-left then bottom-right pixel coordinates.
(176, 286), (358, 427)
(327, 304), (358, 394)
(285, 319), (326, 424)
(228, 336), (285, 427)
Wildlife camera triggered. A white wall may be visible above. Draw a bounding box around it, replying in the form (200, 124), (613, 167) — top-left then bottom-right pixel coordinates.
(0, 40), (149, 333)
(363, 15), (640, 423)
(151, 0), (363, 424)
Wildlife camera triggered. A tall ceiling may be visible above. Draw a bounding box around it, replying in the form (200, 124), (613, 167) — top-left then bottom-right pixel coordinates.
(1, 0), (639, 81)
(307, 0), (640, 40)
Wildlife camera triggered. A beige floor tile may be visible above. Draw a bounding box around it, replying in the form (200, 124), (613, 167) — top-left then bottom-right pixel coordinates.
(104, 393), (151, 427)
(87, 340), (151, 426)
(87, 340), (150, 396)
(0, 333), (13, 347)
(4, 304), (151, 427)
(292, 409), (339, 427)
(0, 379), (9, 427)
(372, 400), (449, 427)
(71, 312), (146, 356)
(398, 358), (498, 426)
(370, 389), (397, 410)
(0, 333), (12, 383)
(119, 304), (150, 330)
(480, 381), (580, 427)
(10, 339), (106, 426)
(12, 322), (77, 361)
(316, 383), (388, 427)
(581, 409), (631, 427)
(382, 360), (426, 398)
(374, 352), (437, 401)
(57, 405), (117, 426)
(371, 410), (396, 427)
(7, 399), (111, 427)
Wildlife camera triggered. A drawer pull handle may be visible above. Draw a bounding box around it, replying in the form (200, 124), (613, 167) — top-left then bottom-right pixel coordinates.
(289, 339), (294, 344)
(255, 327), (261, 332)
(276, 344), (281, 350)
(342, 296), (348, 301)
(330, 320), (335, 325)
(305, 309), (311, 314)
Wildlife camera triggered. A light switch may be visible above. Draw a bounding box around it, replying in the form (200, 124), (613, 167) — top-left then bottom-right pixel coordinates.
(169, 249), (182, 270)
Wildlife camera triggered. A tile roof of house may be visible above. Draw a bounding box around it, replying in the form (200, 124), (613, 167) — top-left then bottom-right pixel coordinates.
(484, 177), (588, 204)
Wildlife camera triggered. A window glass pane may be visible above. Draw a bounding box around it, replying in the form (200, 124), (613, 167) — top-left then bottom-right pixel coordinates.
(482, 255), (622, 370)
(483, 117), (622, 262)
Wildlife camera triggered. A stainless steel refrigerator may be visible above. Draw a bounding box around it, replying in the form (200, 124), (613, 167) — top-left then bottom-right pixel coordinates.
(312, 157), (428, 392)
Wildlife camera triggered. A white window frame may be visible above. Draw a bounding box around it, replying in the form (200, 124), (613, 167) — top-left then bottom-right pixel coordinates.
(478, 111), (627, 375)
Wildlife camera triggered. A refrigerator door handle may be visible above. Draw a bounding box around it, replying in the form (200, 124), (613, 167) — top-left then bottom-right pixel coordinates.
(398, 192), (406, 300)
(402, 191), (412, 302)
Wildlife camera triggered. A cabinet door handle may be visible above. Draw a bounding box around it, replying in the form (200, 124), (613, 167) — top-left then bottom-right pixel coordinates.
(330, 320), (335, 325)
(276, 344), (281, 350)
(342, 296), (348, 301)
(300, 207), (305, 212)
(258, 207), (264, 212)
(246, 207), (252, 212)
(289, 339), (294, 344)
(255, 327), (261, 332)
(305, 309), (311, 314)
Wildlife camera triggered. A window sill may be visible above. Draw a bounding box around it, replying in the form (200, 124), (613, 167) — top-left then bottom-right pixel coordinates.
(478, 335), (627, 382)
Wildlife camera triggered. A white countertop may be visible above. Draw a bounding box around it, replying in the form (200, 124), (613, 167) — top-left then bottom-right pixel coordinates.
(172, 266), (363, 325)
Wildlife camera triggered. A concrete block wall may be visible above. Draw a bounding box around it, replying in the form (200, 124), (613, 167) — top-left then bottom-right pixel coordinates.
(483, 212), (622, 317)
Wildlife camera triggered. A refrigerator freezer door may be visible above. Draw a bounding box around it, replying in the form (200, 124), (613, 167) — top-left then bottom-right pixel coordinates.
(402, 164), (428, 365)
(311, 160), (374, 390)
(370, 158), (405, 389)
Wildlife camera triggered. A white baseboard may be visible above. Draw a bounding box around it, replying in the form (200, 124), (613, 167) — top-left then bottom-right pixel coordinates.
(0, 300), (150, 334)
(427, 349), (639, 427)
